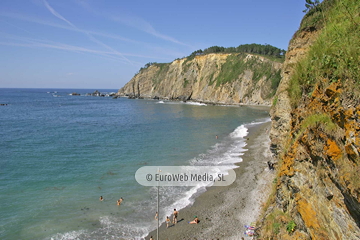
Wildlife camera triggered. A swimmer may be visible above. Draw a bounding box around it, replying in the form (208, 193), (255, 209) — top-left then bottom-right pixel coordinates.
(99, 196), (104, 201)
(117, 197), (123, 206)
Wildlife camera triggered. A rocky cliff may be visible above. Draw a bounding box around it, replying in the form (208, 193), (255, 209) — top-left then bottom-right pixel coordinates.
(257, 0), (360, 239)
(117, 53), (282, 105)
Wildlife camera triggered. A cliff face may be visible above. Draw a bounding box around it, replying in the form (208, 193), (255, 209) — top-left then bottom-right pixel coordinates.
(258, 0), (360, 239)
(117, 53), (282, 105)
(269, 28), (320, 157)
(264, 80), (360, 239)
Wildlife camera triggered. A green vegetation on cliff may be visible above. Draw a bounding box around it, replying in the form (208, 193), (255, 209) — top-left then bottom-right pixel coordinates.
(210, 54), (281, 96)
(289, 0), (360, 106)
(121, 49), (283, 104)
(257, 0), (360, 239)
(140, 43), (285, 74)
(187, 44), (286, 62)
(151, 63), (170, 88)
(138, 51), (281, 98)
(136, 48), (282, 96)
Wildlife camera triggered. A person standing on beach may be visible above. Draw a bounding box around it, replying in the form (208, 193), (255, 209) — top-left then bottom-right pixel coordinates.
(166, 216), (171, 228)
(154, 212), (158, 220)
(173, 209), (179, 224)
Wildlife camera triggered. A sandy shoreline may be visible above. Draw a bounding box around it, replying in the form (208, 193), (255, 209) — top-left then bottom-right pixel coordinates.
(145, 121), (274, 240)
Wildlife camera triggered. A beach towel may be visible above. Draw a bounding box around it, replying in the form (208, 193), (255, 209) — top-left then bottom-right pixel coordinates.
(244, 229), (254, 236)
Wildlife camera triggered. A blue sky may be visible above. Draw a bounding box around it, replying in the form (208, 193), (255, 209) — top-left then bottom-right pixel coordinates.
(0, 0), (306, 89)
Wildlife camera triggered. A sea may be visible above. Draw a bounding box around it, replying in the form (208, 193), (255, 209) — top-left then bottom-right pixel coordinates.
(0, 88), (270, 240)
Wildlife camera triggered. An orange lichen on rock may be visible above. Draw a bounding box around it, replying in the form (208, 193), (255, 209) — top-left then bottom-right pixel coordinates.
(296, 195), (329, 239)
(325, 139), (341, 161)
(296, 196), (320, 229)
(279, 141), (299, 177)
(279, 154), (295, 177)
(281, 231), (310, 240)
(311, 84), (322, 99)
(325, 80), (342, 98)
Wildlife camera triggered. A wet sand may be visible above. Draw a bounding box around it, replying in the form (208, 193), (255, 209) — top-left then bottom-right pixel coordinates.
(146, 121), (274, 240)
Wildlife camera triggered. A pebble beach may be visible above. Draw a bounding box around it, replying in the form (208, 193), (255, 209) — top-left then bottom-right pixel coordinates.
(146, 121), (274, 240)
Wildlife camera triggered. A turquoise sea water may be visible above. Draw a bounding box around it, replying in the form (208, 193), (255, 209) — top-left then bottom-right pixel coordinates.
(0, 88), (270, 240)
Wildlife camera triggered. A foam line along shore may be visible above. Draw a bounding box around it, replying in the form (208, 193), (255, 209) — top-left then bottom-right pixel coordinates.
(146, 121), (274, 239)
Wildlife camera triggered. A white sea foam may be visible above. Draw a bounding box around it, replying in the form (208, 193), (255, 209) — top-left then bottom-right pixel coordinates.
(145, 122), (256, 237)
(187, 118), (268, 182)
(99, 216), (150, 239)
(50, 216), (150, 240)
(197, 124), (249, 165)
(166, 185), (203, 212)
(50, 120), (268, 240)
(50, 229), (87, 240)
(185, 101), (207, 106)
(2, 89), (272, 240)
(230, 125), (249, 138)
(248, 117), (271, 125)
(49, 120), (267, 240)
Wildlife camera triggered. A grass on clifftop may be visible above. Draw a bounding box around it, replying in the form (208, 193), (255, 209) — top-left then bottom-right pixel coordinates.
(289, 0), (360, 106)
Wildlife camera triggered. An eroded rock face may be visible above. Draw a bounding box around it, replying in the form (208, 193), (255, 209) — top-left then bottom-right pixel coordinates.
(270, 80), (360, 239)
(117, 53), (282, 105)
(270, 28), (320, 158)
(259, 16), (360, 240)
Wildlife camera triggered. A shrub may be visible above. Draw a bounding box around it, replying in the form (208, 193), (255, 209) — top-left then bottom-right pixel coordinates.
(289, 0), (360, 106)
(286, 220), (296, 233)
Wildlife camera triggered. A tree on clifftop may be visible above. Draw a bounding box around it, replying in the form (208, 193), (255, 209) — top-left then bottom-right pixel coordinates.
(303, 0), (320, 13)
(183, 44), (285, 60)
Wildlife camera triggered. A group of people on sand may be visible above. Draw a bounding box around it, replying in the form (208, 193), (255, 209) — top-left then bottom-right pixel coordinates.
(148, 209), (199, 239)
(166, 209), (179, 228)
(165, 208), (179, 228)
(158, 208), (199, 229)
(99, 197), (199, 239)
(99, 196), (124, 206)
